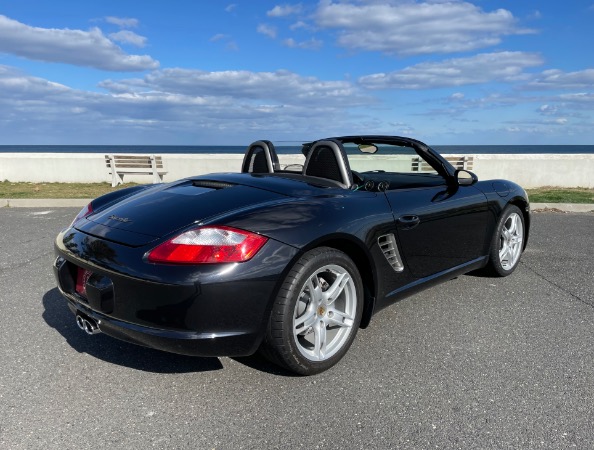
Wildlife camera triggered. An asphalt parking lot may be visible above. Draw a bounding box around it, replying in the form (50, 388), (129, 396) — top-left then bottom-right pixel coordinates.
(0, 207), (592, 449)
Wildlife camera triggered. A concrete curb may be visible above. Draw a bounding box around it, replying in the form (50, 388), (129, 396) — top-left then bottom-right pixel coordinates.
(530, 202), (594, 213)
(2, 198), (593, 213)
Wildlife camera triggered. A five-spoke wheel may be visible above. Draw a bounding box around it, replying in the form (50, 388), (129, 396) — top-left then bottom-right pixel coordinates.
(293, 264), (357, 362)
(260, 247), (363, 375)
(499, 211), (524, 271)
(486, 204), (526, 276)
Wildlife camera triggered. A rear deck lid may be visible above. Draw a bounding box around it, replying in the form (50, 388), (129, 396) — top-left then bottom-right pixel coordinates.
(76, 179), (286, 246)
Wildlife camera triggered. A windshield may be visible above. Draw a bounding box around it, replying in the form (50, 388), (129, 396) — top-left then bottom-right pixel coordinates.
(342, 143), (438, 175)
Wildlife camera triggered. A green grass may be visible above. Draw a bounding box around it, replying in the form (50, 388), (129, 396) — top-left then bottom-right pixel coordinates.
(1, 181), (593, 203)
(0, 181), (137, 199)
(526, 187), (594, 204)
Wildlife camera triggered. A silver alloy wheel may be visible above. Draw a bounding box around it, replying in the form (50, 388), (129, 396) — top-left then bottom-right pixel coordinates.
(293, 264), (357, 362)
(499, 212), (524, 270)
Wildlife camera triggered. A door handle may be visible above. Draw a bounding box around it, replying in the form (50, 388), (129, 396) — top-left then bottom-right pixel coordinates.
(397, 215), (420, 229)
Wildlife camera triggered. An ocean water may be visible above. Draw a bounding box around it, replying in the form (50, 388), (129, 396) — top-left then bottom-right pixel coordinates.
(0, 144), (593, 155)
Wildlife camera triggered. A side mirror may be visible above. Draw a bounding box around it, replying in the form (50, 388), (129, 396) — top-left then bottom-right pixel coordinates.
(455, 169), (478, 186)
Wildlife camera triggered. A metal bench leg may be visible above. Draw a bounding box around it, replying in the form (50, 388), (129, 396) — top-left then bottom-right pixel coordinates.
(151, 155), (160, 184)
(109, 155), (120, 187)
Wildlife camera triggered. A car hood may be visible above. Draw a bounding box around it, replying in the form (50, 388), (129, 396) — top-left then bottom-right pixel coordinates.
(75, 176), (300, 246)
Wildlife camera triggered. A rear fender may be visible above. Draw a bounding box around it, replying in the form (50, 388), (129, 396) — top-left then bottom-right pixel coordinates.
(259, 233), (379, 331)
(91, 184), (156, 211)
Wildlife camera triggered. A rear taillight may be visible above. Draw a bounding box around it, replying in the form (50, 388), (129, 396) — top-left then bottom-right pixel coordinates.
(147, 226), (268, 264)
(70, 203), (93, 227)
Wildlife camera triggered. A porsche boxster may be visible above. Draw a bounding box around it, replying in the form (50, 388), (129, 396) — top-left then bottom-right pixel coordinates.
(53, 136), (530, 375)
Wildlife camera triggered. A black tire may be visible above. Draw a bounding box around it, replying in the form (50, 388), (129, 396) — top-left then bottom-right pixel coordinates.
(485, 204), (525, 277)
(260, 247), (363, 375)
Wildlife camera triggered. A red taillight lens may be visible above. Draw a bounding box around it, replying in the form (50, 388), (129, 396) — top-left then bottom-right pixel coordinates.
(70, 203), (93, 227)
(147, 226), (268, 264)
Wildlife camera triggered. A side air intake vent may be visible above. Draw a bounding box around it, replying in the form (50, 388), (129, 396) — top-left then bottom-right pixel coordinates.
(192, 180), (234, 189)
(378, 233), (404, 272)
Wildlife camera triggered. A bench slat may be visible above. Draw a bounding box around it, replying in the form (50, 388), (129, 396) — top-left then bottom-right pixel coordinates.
(105, 154), (167, 187)
(412, 156), (473, 171)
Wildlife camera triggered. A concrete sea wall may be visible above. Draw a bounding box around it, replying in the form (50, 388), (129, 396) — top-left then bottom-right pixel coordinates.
(0, 153), (592, 188)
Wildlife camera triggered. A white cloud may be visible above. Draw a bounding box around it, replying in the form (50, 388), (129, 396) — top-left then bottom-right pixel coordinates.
(0, 65), (70, 98)
(525, 69), (594, 90)
(427, 86), (594, 129)
(283, 38), (322, 50)
(0, 65), (104, 142)
(539, 104), (558, 115)
(0, 15), (158, 71)
(105, 16), (139, 28)
(290, 21), (310, 30)
(209, 34), (229, 42)
(314, 1), (534, 56)
(225, 4), (237, 13)
(388, 121), (415, 135)
(2, 63), (591, 144)
(423, 92), (529, 118)
(208, 34), (238, 51)
(358, 52), (543, 89)
(267, 4), (302, 17)
(257, 23), (277, 39)
(0, 65), (375, 143)
(113, 68), (370, 106)
(558, 92), (594, 103)
(109, 30), (147, 47)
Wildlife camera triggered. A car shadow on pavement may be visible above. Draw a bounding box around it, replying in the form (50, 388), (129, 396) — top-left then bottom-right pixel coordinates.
(42, 288), (223, 374)
(231, 354), (300, 377)
(464, 268), (492, 278)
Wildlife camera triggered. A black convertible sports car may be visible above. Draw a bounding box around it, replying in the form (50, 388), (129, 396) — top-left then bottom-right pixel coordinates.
(53, 136), (529, 375)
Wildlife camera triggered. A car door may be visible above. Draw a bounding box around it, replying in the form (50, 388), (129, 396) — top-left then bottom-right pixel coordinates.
(384, 183), (492, 280)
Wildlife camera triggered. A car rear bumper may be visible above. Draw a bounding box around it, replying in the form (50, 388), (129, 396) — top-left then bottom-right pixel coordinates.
(53, 227), (298, 357)
(61, 295), (261, 357)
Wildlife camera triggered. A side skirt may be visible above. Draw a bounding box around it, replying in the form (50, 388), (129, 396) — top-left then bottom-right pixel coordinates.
(372, 255), (489, 316)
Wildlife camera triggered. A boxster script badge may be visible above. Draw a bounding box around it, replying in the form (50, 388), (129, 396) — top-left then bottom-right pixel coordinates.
(108, 215), (131, 223)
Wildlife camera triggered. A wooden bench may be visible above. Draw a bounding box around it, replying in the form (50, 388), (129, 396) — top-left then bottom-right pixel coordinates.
(282, 163), (304, 173)
(412, 155), (474, 172)
(105, 154), (167, 187)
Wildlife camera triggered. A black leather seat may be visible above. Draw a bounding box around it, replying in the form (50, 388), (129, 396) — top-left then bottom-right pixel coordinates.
(241, 140), (280, 173)
(303, 140), (353, 189)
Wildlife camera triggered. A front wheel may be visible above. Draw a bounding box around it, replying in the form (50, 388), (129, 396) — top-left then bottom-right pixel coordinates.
(486, 204), (525, 276)
(260, 247), (363, 375)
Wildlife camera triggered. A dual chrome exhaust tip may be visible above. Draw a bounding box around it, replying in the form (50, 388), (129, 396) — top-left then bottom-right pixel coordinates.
(75, 314), (101, 335)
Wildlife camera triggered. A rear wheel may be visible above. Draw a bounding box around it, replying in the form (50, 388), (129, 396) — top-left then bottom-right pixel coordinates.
(486, 205), (525, 276)
(261, 247), (363, 375)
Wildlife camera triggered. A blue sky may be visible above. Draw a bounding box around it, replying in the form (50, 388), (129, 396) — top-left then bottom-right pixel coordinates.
(0, 1), (593, 145)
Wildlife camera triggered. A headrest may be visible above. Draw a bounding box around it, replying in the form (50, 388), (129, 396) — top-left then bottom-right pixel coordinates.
(303, 140), (353, 189)
(241, 140), (280, 173)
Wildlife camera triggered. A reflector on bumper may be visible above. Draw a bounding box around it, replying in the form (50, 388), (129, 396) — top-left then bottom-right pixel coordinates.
(75, 267), (92, 297)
